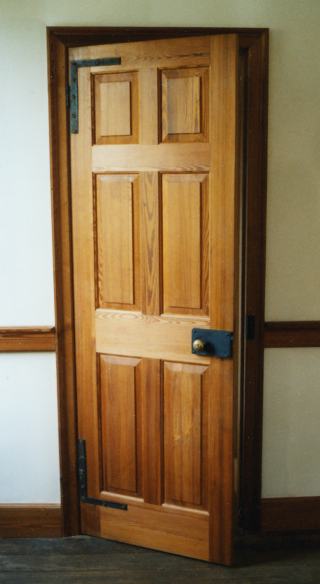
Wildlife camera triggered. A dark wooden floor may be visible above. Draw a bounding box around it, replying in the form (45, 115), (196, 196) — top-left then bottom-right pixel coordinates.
(0, 535), (319, 583)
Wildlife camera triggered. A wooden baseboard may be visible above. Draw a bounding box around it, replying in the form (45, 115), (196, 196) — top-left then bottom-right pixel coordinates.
(0, 505), (62, 537)
(261, 497), (320, 532)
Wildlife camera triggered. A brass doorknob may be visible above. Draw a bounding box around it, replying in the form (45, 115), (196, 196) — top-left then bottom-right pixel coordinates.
(192, 338), (205, 353)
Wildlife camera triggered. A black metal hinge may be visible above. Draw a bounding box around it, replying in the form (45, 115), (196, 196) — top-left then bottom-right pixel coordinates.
(69, 57), (121, 134)
(77, 439), (127, 511)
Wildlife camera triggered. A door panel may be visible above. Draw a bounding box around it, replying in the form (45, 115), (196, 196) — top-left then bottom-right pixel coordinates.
(95, 173), (140, 309)
(93, 71), (139, 144)
(100, 355), (142, 497)
(70, 34), (239, 564)
(163, 362), (208, 509)
(162, 173), (209, 314)
(161, 67), (208, 142)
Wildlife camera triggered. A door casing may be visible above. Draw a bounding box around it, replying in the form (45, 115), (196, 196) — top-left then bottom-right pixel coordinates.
(47, 26), (268, 537)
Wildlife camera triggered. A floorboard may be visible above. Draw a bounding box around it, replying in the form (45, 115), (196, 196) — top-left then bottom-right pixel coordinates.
(0, 535), (319, 583)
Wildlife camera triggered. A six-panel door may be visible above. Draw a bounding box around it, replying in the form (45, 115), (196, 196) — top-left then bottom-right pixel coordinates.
(71, 35), (238, 564)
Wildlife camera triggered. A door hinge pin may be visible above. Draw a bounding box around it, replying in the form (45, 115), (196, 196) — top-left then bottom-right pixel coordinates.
(66, 84), (71, 110)
(246, 315), (256, 340)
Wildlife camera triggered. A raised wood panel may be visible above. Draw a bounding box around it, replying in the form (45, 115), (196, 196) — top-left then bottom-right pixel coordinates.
(100, 355), (142, 497)
(164, 362), (208, 509)
(161, 68), (208, 142)
(95, 310), (210, 365)
(93, 71), (138, 144)
(166, 75), (200, 134)
(98, 80), (131, 135)
(95, 174), (140, 309)
(162, 173), (208, 315)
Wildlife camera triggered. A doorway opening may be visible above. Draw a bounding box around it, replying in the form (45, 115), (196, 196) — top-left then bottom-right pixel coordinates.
(47, 26), (268, 550)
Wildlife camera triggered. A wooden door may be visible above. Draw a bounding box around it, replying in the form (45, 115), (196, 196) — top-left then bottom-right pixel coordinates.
(70, 34), (239, 565)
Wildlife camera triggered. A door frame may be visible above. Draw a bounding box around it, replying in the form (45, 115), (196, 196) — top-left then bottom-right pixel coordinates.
(47, 26), (268, 536)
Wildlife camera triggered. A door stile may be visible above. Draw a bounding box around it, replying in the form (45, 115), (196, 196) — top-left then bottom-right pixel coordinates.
(71, 66), (101, 500)
(208, 35), (239, 565)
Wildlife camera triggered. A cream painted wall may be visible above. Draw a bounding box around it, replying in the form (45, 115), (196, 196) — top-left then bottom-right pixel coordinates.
(262, 349), (320, 498)
(0, 353), (60, 503)
(0, 0), (319, 502)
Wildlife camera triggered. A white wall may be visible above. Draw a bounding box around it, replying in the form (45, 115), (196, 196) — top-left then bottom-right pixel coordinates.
(262, 349), (320, 498)
(0, 0), (319, 502)
(0, 8), (55, 326)
(0, 353), (60, 503)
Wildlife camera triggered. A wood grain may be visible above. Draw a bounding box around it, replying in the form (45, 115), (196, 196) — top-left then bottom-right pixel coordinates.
(71, 66), (100, 499)
(0, 327), (56, 352)
(49, 26), (269, 548)
(139, 69), (159, 144)
(208, 34), (239, 565)
(162, 175), (201, 310)
(164, 362), (208, 509)
(92, 144), (209, 172)
(162, 173), (208, 315)
(0, 505), (61, 538)
(140, 172), (160, 315)
(69, 34), (239, 565)
(70, 35), (211, 69)
(95, 310), (210, 365)
(80, 501), (101, 537)
(100, 355), (141, 496)
(237, 32), (269, 532)
(47, 32), (80, 536)
(161, 68), (208, 142)
(99, 503), (209, 561)
(70, 40), (214, 552)
(95, 173), (140, 309)
(141, 359), (162, 505)
(94, 71), (138, 144)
